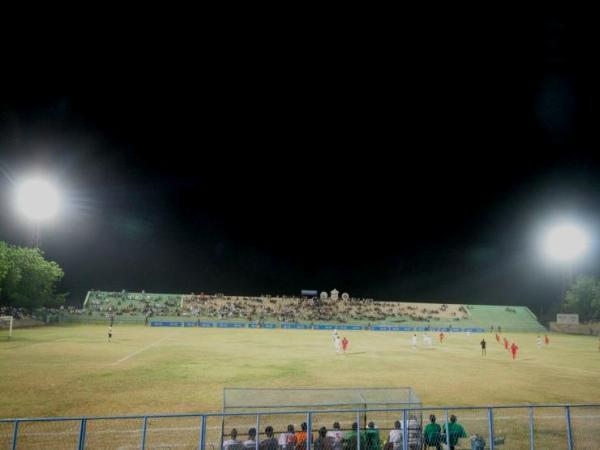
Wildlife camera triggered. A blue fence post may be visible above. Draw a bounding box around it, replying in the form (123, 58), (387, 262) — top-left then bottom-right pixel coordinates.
(77, 418), (87, 450)
(255, 414), (260, 450)
(487, 408), (495, 450)
(199, 415), (207, 450)
(307, 412), (312, 450)
(444, 410), (450, 450)
(141, 416), (148, 450)
(11, 420), (19, 450)
(565, 406), (573, 450)
(402, 409), (407, 450)
(528, 406), (535, 450)
(356, 411), (361, 450)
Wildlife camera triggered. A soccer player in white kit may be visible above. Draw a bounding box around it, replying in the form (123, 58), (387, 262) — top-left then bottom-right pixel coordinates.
(411, 334), (418, 350)
(536, 336), (542, 349)
(423, 333), (432, 347)
(333, 330), (341, 353)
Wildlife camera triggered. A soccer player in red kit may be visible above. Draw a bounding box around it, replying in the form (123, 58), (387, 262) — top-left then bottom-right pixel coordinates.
(544, 334), (549, 345)
(439, 332), (445, 343)
(341, 337), (348, 353)
(510, 342), (519, 359)
(504, 337), (509, 350)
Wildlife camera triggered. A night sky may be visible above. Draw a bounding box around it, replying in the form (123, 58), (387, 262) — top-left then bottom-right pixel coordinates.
(1, 11), (599, 317)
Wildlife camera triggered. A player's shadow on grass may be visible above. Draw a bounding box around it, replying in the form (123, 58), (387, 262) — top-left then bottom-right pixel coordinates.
(344, 352), (368, 355)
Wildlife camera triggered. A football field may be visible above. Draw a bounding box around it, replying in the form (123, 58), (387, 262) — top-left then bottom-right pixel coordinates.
(1, 325), (600, 419)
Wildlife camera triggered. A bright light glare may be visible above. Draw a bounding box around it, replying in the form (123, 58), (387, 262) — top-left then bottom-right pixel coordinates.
(16, 178), (60, 221)
(543, 224), (589, 262)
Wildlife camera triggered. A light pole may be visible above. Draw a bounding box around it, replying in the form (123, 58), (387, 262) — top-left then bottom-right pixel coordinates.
(14, 177), (61, 248)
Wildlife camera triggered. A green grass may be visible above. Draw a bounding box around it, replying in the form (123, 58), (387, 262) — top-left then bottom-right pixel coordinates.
(1, 325), (600, 420)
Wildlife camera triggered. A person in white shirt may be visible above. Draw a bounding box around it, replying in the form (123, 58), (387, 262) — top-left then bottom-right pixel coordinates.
(411, 334), (417, 350)
(536, 336), (542, 349)
(406, 415), (420, 449)
(388, 421), (403, 450)
(278, 424), (296, 450)
(326, 421), (344, 450)
(334, 335), (342, 353)
(223, 428), (242, 450)
(243, 428), (257, 449)
(423, 334), (432, 347)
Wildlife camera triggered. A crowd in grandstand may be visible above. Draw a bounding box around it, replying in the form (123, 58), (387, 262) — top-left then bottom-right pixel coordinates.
(0, 306), (33, 320)
(222, 415), (467, 450)
(84, 290), (470, 324)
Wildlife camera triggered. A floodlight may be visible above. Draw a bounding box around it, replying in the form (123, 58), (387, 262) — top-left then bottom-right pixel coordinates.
(543, 223), (589, 262)
(15, 178), (60, 222)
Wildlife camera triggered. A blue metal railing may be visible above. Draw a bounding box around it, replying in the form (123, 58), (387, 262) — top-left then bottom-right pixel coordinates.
(2, 403), (599, 449)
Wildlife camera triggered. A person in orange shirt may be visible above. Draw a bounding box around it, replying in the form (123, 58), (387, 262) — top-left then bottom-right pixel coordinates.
(341, 337), (349, 353)
(439, 332), (445, 343)
(295, 422), (309, 449)
(510, 342), (519, 360)
(504, 337), (509, 350)
(544, 334), (550, 345)
(495, 333), (500, 343)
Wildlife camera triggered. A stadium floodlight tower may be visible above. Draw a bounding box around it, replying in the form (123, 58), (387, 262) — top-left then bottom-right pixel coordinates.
(542, 222), (590, 309)
(543, 223), (589, 263)
(15, 176), (61, 247)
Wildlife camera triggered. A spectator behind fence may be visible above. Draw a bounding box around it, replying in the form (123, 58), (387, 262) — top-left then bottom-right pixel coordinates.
(279, 424), (297, 450)
(260, 426), (278, 450)
(295, 422), (308, 450)
(344, 422), (365, 450)
(442, 415), (467, 450)
(387, 421), (402, 450)
(244, 428), (257, 449)
(325, 422), (344, 450)
(365, 422), (381, 450)
(223, 428), (243, 450)
(404, 415), (419, 450)
(314, 426), (334, 450)
(423, 415), (442, 450)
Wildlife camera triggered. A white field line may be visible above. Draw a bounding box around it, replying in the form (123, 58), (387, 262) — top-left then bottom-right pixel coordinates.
(7, 414), (600, 438)
(111, 334), (174, 366)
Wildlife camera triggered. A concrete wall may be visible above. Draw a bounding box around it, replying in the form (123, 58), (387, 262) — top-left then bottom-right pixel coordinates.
(549, 321), (600, 335)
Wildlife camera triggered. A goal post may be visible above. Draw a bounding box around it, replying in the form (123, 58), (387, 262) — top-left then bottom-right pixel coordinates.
(0, 316), (13, 340)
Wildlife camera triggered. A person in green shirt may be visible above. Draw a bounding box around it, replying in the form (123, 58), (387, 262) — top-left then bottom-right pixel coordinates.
(442, 415), (467, 450)
(365, 422), (381, 450)
(344, 422), (366, 450)
(423, 415), (442, 450)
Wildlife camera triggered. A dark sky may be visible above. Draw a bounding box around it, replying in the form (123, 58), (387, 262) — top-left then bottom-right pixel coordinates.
(1, 11), (599, 315)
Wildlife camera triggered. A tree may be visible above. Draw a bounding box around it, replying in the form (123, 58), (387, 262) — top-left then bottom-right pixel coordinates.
(563, 275), (600, 322)
(0, 241), (65, 309)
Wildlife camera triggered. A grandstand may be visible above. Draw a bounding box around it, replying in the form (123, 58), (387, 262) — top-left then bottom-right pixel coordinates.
(72, 290), (546, 332)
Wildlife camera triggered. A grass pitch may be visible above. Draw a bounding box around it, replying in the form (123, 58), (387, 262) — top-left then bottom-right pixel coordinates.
(1, 325), (600, 419)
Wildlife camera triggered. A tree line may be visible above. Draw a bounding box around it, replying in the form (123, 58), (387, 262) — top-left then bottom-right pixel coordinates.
(0, 241), (66, 309)
(563, 275), (600, 322)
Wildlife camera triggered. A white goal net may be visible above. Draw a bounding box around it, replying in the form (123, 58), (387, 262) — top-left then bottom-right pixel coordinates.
(0, 316), (13, 339)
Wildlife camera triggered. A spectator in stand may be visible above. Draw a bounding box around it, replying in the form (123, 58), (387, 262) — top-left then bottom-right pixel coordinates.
(244, 428), (257, 449)
(387, 421), (402, 450)
(442, 415), (466, 450)
(423, 415), (442, 450)
(344, 422), (365, 450)
(326, 422), (344, 450)
(223, 428), (243, 450)
(406, 415), (420, 450)
(279, 425), (296, 450)
(365, 422), (381, 450)
(260, 426), (278, 450)
(314, 426), (334, 450)
(295, 422), (309, 450)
